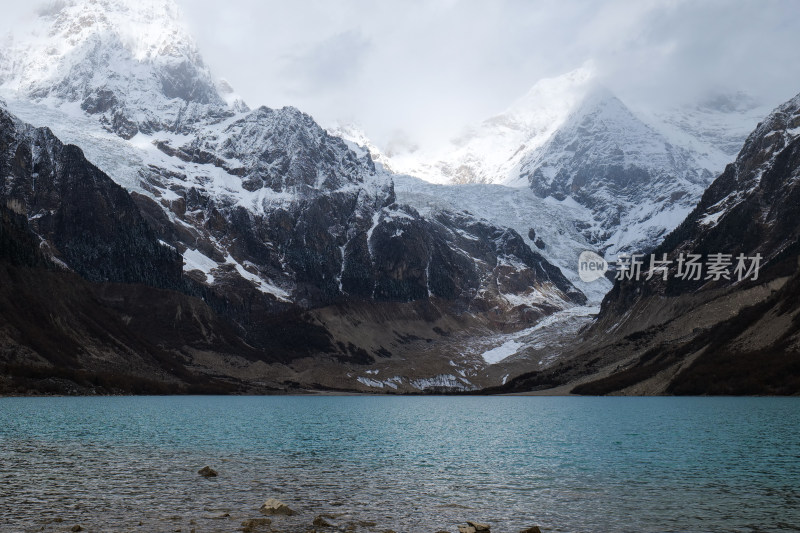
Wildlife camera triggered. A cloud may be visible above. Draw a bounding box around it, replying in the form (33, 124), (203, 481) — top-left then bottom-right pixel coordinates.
(7, 0), (800, 150)
(279, 30), (371, 96)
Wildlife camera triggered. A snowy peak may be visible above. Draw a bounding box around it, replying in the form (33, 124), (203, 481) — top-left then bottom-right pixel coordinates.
(499, 64), (595, 134)
(519, 85), (708, 255)
(0, 0), (231, 138)
(521, 85), (706, 192)
(382, 65), (596, 184)
(738, 92), (800, 171)
(178, 106), (378, 193)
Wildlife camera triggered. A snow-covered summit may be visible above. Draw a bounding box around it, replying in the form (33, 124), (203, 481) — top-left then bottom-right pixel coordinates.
(517, 85), (709, 256)
(0, 0), (232, 138)
(384, 65), (596, 185)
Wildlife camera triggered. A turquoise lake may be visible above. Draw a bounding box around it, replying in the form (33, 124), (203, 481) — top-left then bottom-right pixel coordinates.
(0, 396), (798, 532)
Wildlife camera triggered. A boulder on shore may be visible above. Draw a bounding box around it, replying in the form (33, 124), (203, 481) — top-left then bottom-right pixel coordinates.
(259, 498), (297, 516)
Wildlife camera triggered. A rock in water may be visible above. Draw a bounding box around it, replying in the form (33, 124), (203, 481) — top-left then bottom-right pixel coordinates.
(259, 498), (297, 516)
(241, 518), (272, 532)
(197, 466), (218, 477)
(458, 526), (476, 533)
(467, 522), (491, 532)
(520, 527), (543, 533)
(313, 515), (333, 527)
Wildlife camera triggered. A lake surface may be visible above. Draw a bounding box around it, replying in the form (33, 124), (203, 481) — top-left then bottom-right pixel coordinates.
(0, 396), (798, 532)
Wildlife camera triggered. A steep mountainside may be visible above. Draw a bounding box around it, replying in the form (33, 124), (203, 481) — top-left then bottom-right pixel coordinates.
(490, 92), (800, 396)
(0, 107), (182, 287)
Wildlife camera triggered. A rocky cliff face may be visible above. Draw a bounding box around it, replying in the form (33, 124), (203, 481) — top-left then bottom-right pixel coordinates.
(0, 107), (183, 287)
(491, 92), (800, 396)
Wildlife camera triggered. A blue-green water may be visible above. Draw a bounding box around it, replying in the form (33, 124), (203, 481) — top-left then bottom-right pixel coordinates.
(0, 396), (798, 533)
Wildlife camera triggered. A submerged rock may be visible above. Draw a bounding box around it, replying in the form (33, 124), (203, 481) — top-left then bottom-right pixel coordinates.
(313, 515), (333, 527)
(259, 498), (297, 516)
(70, 526), (83, 533)
(197, 466), (218, 478)
(520, 527), (542, 533)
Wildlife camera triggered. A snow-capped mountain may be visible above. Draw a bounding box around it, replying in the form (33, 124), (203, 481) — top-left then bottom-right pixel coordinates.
(343, 68), (769, 259)
(377, 66), (595, 185)
(0, 0), (236, 138)
(518, 86), (710, 256)
(0, 0), (592, 393)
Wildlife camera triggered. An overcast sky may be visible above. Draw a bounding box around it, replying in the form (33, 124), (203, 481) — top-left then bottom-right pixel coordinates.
(5, 0), (800, 150)
(177, 0), (799, 149)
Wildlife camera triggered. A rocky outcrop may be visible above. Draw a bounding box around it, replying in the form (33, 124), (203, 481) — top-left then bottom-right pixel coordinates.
(240, 517), (271, 532)
(458, 522), (491, 533)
